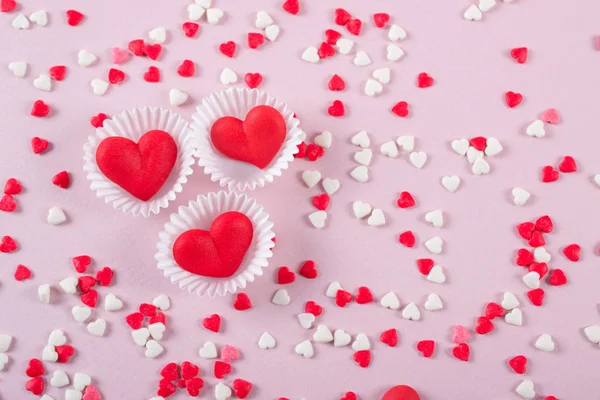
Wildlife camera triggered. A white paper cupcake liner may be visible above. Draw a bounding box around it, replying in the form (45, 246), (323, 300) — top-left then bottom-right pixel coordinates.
(191, 87), (303, 191)
(155, 190), (275, 297)
(83, 107), (196, 217)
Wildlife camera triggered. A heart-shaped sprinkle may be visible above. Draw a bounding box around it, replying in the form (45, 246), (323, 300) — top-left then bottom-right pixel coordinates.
(505, 91), (523, 108)
(14, 264), (31, 281)
(298, 260), (318, 279)
(425, 238), (444, 256)
(334, 8), (352, 25)
(452, 343), (470, 361)
(558, 156), (577, 173)
(417, 72), (434, 88)
(353, 51), (371, 67)
(380, 291), (400, 310)
(453, 325), (471, 344)
(328, 74), (345, 91)
(475, 316), (494, 335)
(425, 210), (444, 227)
(335, 289), (353, 307)
(485, 302), (504, 319)
(527, 288), (545, 306)
(512, 188), (531, 206)
(355, 287), (373, 304)
(502, 292), (520, 310)
(516, 380), (536, 399)
(505, 308), (523, 326)
(509, 355), (527, 374)
(328, 100), (345, 116)
(305, 300), (323, 316)
(398, 231), (416, 248)
(392, 101), (409, 117)
(277, 266), (296, 284)
(380, 329), (398, 347)
(541, 108), (560, 124)
(548, 269), (567, 286)
(402, 302), (421, 321)
(294, 340), (314, 358)
(388, 24), (407, 41)
(416, 340), (435, 358)
(353, 350), (371, 368)
(534, 334), (554, 351)
(427, 265), (445, 282)
(463, 5), (482, 21)
(66, 10), (84, 26)
(233, 293), (252, 310)
(510, 47), (528, 63)
(203, 314), (221, 332)
(272, 289), (291, 305)
(258, 332), (276, 349)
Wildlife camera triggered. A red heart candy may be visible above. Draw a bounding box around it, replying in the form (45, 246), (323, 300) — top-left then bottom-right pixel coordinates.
(158, 378), (176, 397)
(298, 260), (318, 279)
(469, 136), (487, 151)
(128, 39), (145, 56)
(417, 72), (434, 88)
(31, 100), (50, 117)
(527, 288), (545, 306)
(563, 244), (581, 261)
(82, 385), (102, 400)
(318, 42), (335, 58)
(334, 8), (352, 25)
(203, 314), (221, 332)
(544, 397), (558, 400)
(398, 230), (416, 248)
(181, 361), (199, 380)
(233, 293), (252, 310)
(355, 286), (374, 304)
(177, 59), (195, 77)
(328, 74), (345, 91)
(508, 355), (527, 374)
(0, 0), (17, 12)
(160, 362), (179, 381)
(81, 289), (98, 308)
(528, 230), (545, 247)
(335, 289), (353, 307)
(0, 194), (16, 212)
(328, 100), (345, 116)
(4, 178), (21, 194)
(325, 29), (341, 45)
(96, 130), (177, 200)
(248, 32), (265, 49)
(391, 101), (409, 117)
(26, 358), (45, 377)
(282, 0), (299, 15)
(210, 105), (286, 169)
(352, 350), (371, 368)
(26, 377), (44, 395)
(416, 258), (434, 275)
(55, 344), (75, 363)
(143, 66), (161, 82)
(95, 266), (113, 286)
(416, 340), (435, 358)
(510, 47), (528, 64)
(186, 377), (204, 396)
(66, 10), (84, 26)
(52, 171), (70, 189)
(143, 44), (162, 60)
(139, 303), (157, 317)
(535, 215), (554, 233)
(219, 41), (236, 57)
(306, 144), (325, 161)
(517, 222), (535, 240)
(373, 12), (390, 28)
(505, 91), (523, 108)
(0, 235), (17, 253)
(305, 300), (323, 316)
(49, 65), (67, 81)
(108, 68), (125, 84)
(484, 302), (504, 319)
(177, 380), (187, 388)
(31, 136), (49, 154)
(149, 312), (166, 325)
(90, 113), (108, 128)
(397, 191), (416, 208)
(182, 22), (199, 38)
(380, 328), (398, 347)
(529, 262), (548, 278)
(125, 312), (144, 329)
(516, 248), (534, 266)
(14, 264), (31, 281)
(244, 73), (263, 89)
(78, 276), (96, 293)
(213, 361), (231, 379)
(548, 269), (567, 286)
(475, 316), (495, 335)
(277, 266), (296, 284)
(558, 156), (577, 173)
(452, 343), (470, 361)
(233, 378), (252, 399)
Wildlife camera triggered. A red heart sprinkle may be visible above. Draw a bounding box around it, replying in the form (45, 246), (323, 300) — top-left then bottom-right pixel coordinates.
(108, 68), (125, 84)
(143, 66), (161, 82)
(475, 316), (495, 335)
(244, 73), (263, 89)
(0, 194), (16, 212)
(298, 260), (318, 279)
(81, 289), (98, 308)
(416, 340), (435, 358)
(65, 10), (84, 26)
(181, 361), (199, 380)
(277, 266), (296, 284)
(391, 101), (409, 117)
(335, 289), (353, 307)
(545, 397), (558, 400)
(318, 42), (335, 58)
(128, 39), (145, 56)
(452, 343), (470, 361)
(149, 312), (166, 326)
(78, 276), (96, 293)
(0, 235), (17, 253)
(373, 12), (390, 28)
(139, 303), (157, 317)
(529, 262), (548, 278)
(182, 22), (200, 38)
(325, 29), (341, 45)
(294, 142), (306, 158)
(52, 171), (70, 189)
(558, 156), (577, 173)
(328, 74), (345, 91)
(26, 358), (45, 377)
(517, 222), (535, 240)
(31, 100), (50, 117)
(248, 32), (265, 49)
(55, 344), (74, 363)
(417, 72), (434, 88)
(177, 380), (187, 388)
(328, 100), (345, 116)
(219, 41), (236, 58)
(4, 178), (21, 194)
(398, 231), (416, 248)
(233, 293), (252, 310)
(158, 378), (176, 398)
(352, 350), (371, 368)
(213, 361), (231, 379)
(233, 379), (252, 399)
(416, 258), (434, 275)
(355, 286), (374, 304)
(186, 377), (204, 396)
(306, 144), (325, 161)
(484, 302), (504, 319)
(305, 300), (323, 316)
(90, 113), (108, 128)
(26, 377), (44, 395)
(346, 18), (362, 35)
(505, 91), (523, 108)
(510, 47), (528, 64)
(469, 136), (487, 151)
(334, 8), (352, 25)
(31, 137), (49, 154)
(95, 266), (113, 286)
(14, 264), (31, 281)
(380, 329), (398, 347)
(341, 391), (357, 400)
(161, 362), (179, 381)
(508, 355), (527, 374)
(548, 269), (567, 286)
(0, 0), (17, 12)
(311, 194), (330, 211)
(282, 0), (299, 15)
(48, 65), (67, 81)
(563, 244), (581, 261)
(125, 312), (144, 329)
(516, 248), (534, 266)
(528, 230), (545, 247)
(527, 288), (545, 306)
(177, 59), (195, 78)
(397, 191), (416, 208)
(143, 44), (162, 60)
(203, 314), (221, 332)
(535, 215), (554, 233)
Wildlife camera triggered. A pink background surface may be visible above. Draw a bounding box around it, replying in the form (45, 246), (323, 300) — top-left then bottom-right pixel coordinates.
(2, 0), (600, 399)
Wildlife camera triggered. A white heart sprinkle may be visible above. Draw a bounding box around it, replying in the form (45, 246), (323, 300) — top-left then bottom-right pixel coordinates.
(301, 170), (321, 188)
(71, 306), (92, 323)
(535, 334), (555, 352)
(215, 382), (232, 400)
(533, 247), (551, 263)
(169, 88), (188, 106)
(294, 340), (314, 358)
(353, 51), (371, 66)
(314, 130), (332, 148)
(90, 79), (109, 96)
(29, 10), (48, 26)
(0, 335), (12, 352)
(198, 341), (218, 358)
(313, 325), (333, 343)
(308, 210), (327, 229)
(258, 332), (276, 349)
(427, 265), (446, 283)
(265, 24), (280, 41)
(220, 68), (238, 84)
(0, 353), (7, 371)
(516, 380), (535, 399)
(505, 308), (523, 326)
(387, 44), (404, 61)
(87, 319), (106, 337)
(148, 26), (167, 43)
(351, 131), (370, 148)
(42, 344), (58, 362)
(502, 292), (520, 310)
(526, 120), (545, 138)
(463, 5), (483, 21)
(409, 151), (427, 169)
(8, 61), (27, 78)
(522, 271), (541, 289)
(466, 146), (484, 164)
(478, 0), (497, 12)
(33, 74), (51, 91)
(354, 149), (373, 166)
(65, 389), (82, 400)
(325, 281), (342, 298)
(584, 325), (600, 344)
(302, 46), (319, 63)
(402, 302), (421, 321)
(12, 14), (30, 30)
(350, 166), (369, 182)
(47, 206), (67, 225)
(352, 201), (372, 219)
(380, 292), (400, 310)
(272, 289), (291, 305)
(322, 178), (340, 195)
(388, 24), (407, 41)
(367, 209), (386, 226)
(187, 4), (206, 21)
(442, 176), (460, 192)
(255, 10), (273, 29)
(132, 328), (150, 347)
(380, 141), (398, 157)
(144, 340), (164, 358)
(73, 372), (91, 391)
(38, 284), (51, 304)
(424, 293), (443, 311)
(352, 333), (370, 351)
(425, 238), (444, 255)
(50, 370), (70, 387)
(373, 67), (391, 84)
(333, 329), (351, 347)
(396, 135), (415, 151)
(364, 78), (383, 96)
(425, 210), (444, 228)
(206, 8), (224, 24)
(149, 322), (166, 340)
(512, 188), (531, 206)
(336, 38), (354, 55)
(485, 137), (503, 156)
(195, 0), (212, 7)
(60, 276), (78, 294)
(298, 313), (316, 329)
(594, 174), (600, 187)
(472, 157), (490, 175)
(103, 293), (123, 312)
(48, 329), (66, 346)
(152, 294), (171, 311)
(77, 50), (97, 67)
(451, 138), (469, 156)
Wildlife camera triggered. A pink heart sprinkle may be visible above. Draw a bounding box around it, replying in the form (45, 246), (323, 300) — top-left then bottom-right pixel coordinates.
(452, 325), (471, 344)
(221, 344), (240, 363)
(82, 385), (102, 400)
(540, 108), (560, 124)
(110, 47), (130, 64)
(594, 36), (600, 50)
